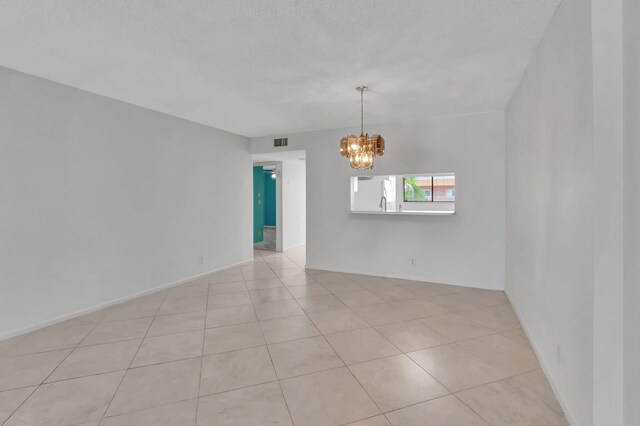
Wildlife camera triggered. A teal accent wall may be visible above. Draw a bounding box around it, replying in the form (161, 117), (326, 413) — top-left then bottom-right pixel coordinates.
(253, 166), (264, 243)
(263, 171), (276, 227)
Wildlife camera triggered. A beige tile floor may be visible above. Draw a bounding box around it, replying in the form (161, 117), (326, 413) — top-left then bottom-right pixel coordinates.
(0, 246), (569, 426)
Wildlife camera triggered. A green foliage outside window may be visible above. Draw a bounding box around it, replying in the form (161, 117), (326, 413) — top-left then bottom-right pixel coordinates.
(403, 177), (427, 201)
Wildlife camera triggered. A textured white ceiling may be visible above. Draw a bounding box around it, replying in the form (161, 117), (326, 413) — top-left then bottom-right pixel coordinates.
(0, 0), (560, 137)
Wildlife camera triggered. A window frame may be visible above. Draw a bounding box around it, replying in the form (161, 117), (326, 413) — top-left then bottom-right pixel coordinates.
(402, 175), (455, 203)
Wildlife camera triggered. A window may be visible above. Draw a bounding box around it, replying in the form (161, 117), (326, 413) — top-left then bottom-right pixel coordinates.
(403, 175), (455, 202)
(350, 173), (455, 214)
(403, 176), (432, 202)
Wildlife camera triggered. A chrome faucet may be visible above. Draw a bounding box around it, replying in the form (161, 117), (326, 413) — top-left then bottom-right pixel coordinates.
(379, 195), (387, 211)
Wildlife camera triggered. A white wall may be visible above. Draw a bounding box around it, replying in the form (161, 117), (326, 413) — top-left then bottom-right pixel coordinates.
(252, 111), (506, 290)
(591, 0), (625, 423)
(623, 0), (640, 423)
(504, 0), (594, 424)
(0, 66), (253, 339)
(281, 160), (306, 251)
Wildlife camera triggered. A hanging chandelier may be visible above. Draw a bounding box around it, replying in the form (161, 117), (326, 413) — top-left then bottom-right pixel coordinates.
(339, 86), (385, 170)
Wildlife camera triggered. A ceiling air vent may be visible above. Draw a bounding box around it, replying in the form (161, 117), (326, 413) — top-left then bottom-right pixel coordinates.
(273, 138), (288, 147)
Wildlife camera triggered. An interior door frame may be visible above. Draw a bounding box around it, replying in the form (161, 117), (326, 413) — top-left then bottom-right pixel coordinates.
(254, 161), (283, 252)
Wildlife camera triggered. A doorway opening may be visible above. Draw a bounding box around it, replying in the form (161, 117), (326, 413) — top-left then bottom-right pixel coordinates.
(253, 163), (277, 251)
(252, 150), (306, 255)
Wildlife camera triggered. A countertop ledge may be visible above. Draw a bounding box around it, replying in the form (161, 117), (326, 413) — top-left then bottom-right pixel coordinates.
(349, 210), (455, 216)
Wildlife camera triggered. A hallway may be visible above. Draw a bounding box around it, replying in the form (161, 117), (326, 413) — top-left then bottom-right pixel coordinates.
(254, 227), (276, 251)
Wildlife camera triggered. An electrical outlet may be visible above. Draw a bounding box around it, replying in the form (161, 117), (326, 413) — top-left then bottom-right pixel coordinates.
(198, 256), (205, 265)
(409, 258), (416, 266)
(556, 344), (563, 365)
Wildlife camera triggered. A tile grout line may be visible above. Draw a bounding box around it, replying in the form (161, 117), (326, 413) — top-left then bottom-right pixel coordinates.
(2, 316), (107, 425)
(97, 288), (169, 424)
(256, 254), (297, 425)
(451, 366), (544, 395)
(0, 297), (518, 382)
(0, 318), (170, 360)
(4, 259), (265, 424)
(194, 274), (522, 362)
(95, 396), (201, 424)
(313, 303), (400, 419)
(450, 393), (493, 425)
(451, 367), (568, 424)
(193, 273), (211, 426)
(0, 385), (38, 426)
(327, 331), (460, 422)
(3, 251), (543, 426)
(337, 413), (389, 426)
(200, 296), (533, 418)
(182, 361), (544, 420)
(262, 249), (423, 422)
(2, 312), (114, 424)
(299, 286), (523, 422)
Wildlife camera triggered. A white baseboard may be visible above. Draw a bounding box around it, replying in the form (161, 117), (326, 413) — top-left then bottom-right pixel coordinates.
(304, 264), (503, 291)
(0, 258), (254, 341)
(283, 242), (306, 252)
(504, 290), (578, 426)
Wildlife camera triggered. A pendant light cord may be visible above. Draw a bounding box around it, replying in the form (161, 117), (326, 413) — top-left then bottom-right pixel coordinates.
(360, 89), (364, 135)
